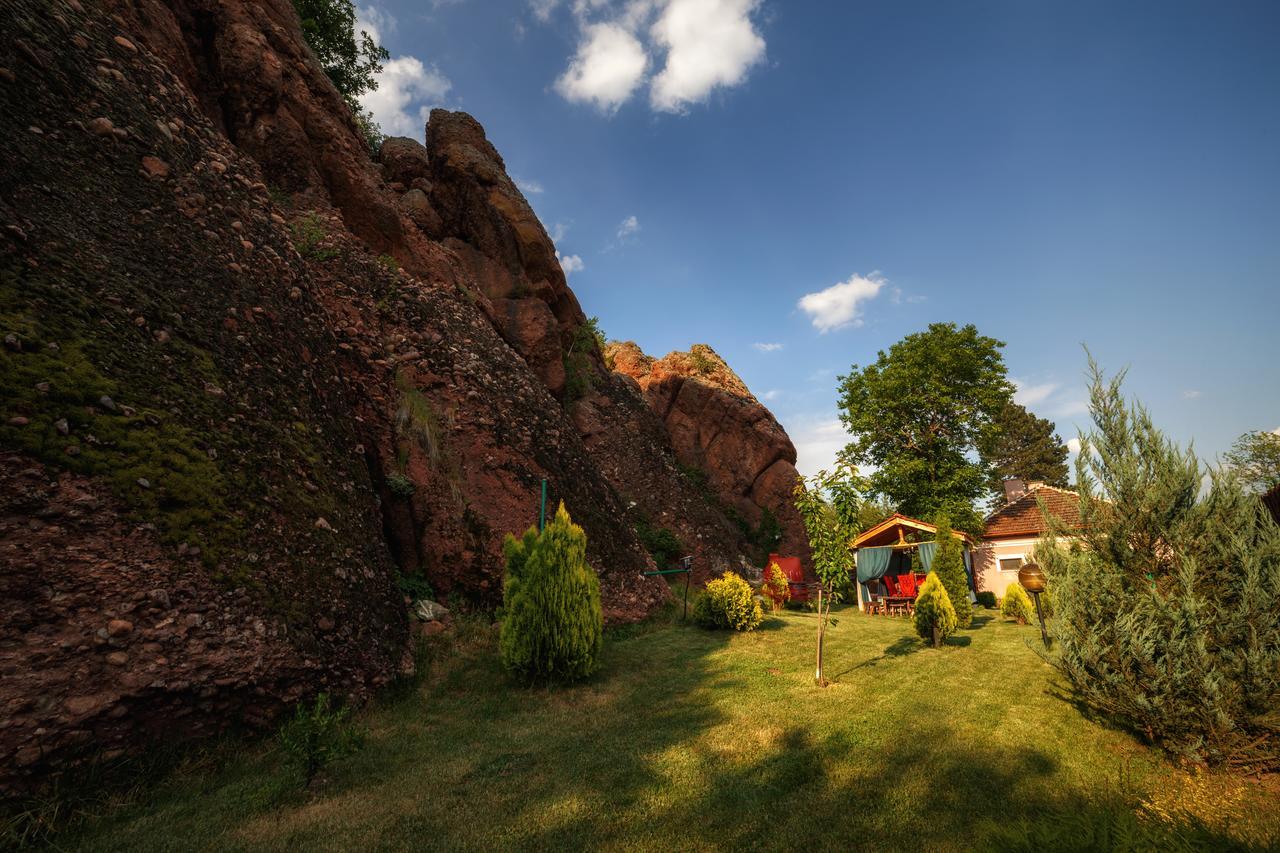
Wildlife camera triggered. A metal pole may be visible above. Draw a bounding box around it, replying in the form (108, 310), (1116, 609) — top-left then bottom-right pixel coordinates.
(539, 478), (547, 531)
(683, 568), (690, 621)
(1032, 591), (1050, 649)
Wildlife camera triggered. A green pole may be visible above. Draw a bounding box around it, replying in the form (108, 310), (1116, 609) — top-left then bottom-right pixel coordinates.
(539, 478), (547, 531)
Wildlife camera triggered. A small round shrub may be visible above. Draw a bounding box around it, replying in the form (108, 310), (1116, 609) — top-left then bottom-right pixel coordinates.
(694, 571), (763, 631)
(913, 571), (957, 647)
(975, 590), (997, 609)
(761, 562), (791, 613)
(1001, 582), (1034, 624)
(499, 502), (603, 683)
(385, 472), (416, 498)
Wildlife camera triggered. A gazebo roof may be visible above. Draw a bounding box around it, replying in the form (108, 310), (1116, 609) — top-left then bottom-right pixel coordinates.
(852, 513), (976, 549)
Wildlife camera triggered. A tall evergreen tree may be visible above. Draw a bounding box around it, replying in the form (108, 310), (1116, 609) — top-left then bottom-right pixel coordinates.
(837, 323), (1014, 535)
(499, 503), (603, 683)
(1044, 360), (1280, 772)
(979, 400), (1070, 500)
(930, 516), (973, 629)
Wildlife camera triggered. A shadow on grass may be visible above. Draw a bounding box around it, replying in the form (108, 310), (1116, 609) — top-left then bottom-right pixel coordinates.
(59, 616), (1266, 853)
(831, 634), (922, 679)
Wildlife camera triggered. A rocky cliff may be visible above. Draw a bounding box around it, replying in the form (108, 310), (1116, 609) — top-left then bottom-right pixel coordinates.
(0, 0), (808, 793)
(608, 342), (810, 568)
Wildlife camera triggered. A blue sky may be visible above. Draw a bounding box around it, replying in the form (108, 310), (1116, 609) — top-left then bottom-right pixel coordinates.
(356, 0), (1280, 478)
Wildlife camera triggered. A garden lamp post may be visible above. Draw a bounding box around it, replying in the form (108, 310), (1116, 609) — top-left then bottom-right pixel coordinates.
(1017, 562), (1051, 649)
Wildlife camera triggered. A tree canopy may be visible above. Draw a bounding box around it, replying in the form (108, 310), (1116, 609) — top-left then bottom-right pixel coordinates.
(978, 400), (1070, 501)
(1223, 429), (1280, 494)
(837, 322), (1013, 534)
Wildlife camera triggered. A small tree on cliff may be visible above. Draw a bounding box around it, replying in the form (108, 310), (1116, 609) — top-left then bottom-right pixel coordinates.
(930, 516), (973, 629)
(500, 502), (603, 683)
(292, 0), (388, 147)
(794, 467), (863, 686)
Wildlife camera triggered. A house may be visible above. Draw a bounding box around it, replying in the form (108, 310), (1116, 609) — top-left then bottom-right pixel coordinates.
(851, 514), (977, 611)
(973, 478), (1082, 598)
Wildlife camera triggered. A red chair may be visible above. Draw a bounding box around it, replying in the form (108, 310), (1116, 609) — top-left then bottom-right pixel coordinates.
(914, 572), (928, 590)
(883, 575), (899, 597)
(898, 573), (917, 598)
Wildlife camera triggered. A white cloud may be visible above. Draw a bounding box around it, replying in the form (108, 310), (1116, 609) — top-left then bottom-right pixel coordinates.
(1056, 399), (1090, 417)
(617, 214), (641, 238)
(1066, 437), (1082, 455)
(530, 0), (562, 21)
(761, 389), (781, 401)
(753, 342), (783, 353)
(550, 222), (569, 243)
(554, 22), (649, 113)
(357, 4), (395, 44)
(788, 417), (851, 479)
(515, 177), (545, 195)
(648, 0), (766, 112)
(1012, 379), (1060, 408)
(556, 251), (584, 274)
(1182, 389), (1202, 399)
(797, 272), (886, 333)
(357, 7), (451, 140)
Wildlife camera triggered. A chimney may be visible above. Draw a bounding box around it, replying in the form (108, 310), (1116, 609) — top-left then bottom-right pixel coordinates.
(1003, 478), (1027, 504)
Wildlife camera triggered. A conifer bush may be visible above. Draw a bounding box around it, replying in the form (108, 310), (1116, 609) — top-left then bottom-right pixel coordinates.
(914, 572), (957, 647)
(1046, 361), (1280, 771)
(761, 562), (791, 613)
(499, 503), (603, 683)
(1000, 582), (1034, 624)
(931, 517), (973, 628)
(693, 571), (764, 631)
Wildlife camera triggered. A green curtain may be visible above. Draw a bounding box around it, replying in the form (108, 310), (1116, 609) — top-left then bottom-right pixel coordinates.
(918, 541), (938, 572)
(856, 546), (894, 608)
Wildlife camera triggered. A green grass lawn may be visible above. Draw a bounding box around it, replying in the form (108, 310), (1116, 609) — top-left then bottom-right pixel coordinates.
(57, 607), (1279, 851)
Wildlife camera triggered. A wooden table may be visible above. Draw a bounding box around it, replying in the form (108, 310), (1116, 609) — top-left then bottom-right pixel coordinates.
(885, 596), (915, 617)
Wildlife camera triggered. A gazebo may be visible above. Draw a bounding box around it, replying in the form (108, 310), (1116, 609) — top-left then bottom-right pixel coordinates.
(851, 514), (976, 612)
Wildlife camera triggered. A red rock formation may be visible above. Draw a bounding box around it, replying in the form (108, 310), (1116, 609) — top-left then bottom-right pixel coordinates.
(608, 343), (811, 570)
(0, 0), (807, 794)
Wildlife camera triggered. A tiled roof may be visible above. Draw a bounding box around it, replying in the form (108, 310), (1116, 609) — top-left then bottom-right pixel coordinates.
(983, 485), (1082, 539)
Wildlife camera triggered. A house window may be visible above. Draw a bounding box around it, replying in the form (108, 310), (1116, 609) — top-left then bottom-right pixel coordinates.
(999, 557), (1024, 573)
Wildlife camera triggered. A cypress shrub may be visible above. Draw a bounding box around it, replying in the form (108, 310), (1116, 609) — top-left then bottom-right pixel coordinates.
(931, 517), (973, 628)
(693, 571), (763, 631)
(914, 572), (957, 647)
(1001, 582), (1034, 624)
(499, 502), (603, 683)
(1046, 361), (1280, 772)
(761, 562), (791, 613)
(976, 590), (997, 609)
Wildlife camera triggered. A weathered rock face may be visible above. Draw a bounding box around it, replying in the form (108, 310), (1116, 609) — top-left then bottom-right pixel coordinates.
(0, 0), (808, 794)
(607, 343), (811, 569)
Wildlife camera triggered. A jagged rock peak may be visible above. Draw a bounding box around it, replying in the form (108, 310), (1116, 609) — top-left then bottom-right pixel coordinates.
(608, 342), (756, 403)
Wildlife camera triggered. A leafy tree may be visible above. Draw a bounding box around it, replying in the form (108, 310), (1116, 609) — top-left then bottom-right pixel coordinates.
(913, 572), (957, 647)
(837, 323), (1014, 535)
(930, 516), (973, 629)
(979, 400), (1070, 500)
(794, 467), (863, 686)
(1043, 359), (1280, 772)
(292, 0), (389, 144)
(500, 503), (603, 683)
(1223, 429), (1280, 494)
